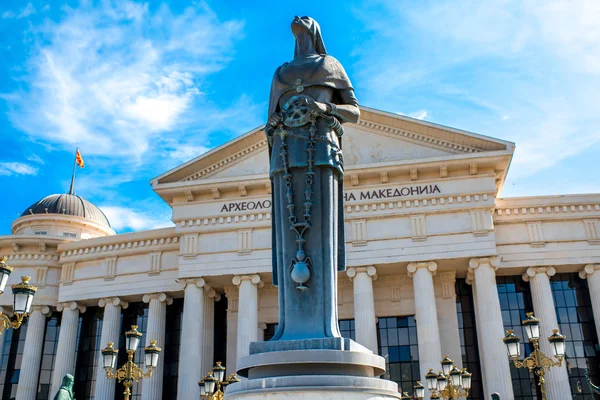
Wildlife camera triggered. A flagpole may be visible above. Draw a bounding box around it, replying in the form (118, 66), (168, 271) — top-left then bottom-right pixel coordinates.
(69, 148), (78, 195)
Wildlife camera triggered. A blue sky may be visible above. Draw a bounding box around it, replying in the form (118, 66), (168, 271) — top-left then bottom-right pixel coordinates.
(1, 0), (599, 234)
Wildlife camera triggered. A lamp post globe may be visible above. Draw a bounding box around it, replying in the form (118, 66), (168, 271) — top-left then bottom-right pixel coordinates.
(0, 257), (13, 294)
(144, 340), (161, 369)
(548, 329), (567, 358)
(425, 368), (438, 391)
(414, 381), (425, 399)
(101, 342), (119, 370)
(522, 312), (541, 341)
(502, 329), (521, 358)
(125, 325), (143, 352)
(12, 276), (37, 314)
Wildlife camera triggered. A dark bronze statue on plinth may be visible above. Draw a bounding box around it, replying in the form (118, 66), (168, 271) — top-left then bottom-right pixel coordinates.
(266, 15), (359, 342)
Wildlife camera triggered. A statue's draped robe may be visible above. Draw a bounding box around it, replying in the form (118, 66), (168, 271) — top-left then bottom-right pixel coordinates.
(268, 55), (354, 341)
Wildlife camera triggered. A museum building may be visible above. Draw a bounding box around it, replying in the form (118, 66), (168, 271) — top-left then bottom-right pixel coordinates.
(0, 107), (599, 400)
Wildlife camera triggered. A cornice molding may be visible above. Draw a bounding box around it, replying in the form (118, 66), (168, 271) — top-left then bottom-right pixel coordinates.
(59, 235), (179, 260)
(495, 204), (600, 219)
(183, 140), (268, 182)
(356, 119), (482, 154)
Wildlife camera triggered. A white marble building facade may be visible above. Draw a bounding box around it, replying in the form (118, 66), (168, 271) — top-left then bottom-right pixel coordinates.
(0, 107), (599, 400)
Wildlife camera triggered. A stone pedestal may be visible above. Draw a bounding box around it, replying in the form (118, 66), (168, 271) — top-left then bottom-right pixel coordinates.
(226, 344), (401, 400)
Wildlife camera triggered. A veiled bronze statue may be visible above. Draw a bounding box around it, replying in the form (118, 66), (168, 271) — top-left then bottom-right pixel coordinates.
(266, 16), (359, 341)
(585, 369), (600, 395)
(53, 374), (75, 400)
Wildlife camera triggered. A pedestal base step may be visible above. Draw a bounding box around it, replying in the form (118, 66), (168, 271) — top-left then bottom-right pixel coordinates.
(225, 375), (402, 400)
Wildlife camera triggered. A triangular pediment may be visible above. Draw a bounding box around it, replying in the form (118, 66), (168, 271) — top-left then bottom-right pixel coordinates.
(153, 107), (514, 185)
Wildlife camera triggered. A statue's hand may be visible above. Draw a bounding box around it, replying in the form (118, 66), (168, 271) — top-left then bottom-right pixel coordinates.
(267, 112), (282, 128)
(308, 100), (328, 115)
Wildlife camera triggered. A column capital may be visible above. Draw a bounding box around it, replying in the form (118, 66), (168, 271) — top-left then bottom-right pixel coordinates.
(98, 297), (129, 309)
(142, 292), (174, 305)
(522, 266), (556, 282)
(579, 264), (600, 279)
(346, 266), (377, 281)
(468, 256), (500, 271)
(56, 301), (86, 313)
(203, 285), (222, 301)
(232, 274), (263, 288)
(258, 322), (267, 330)
(407, 261), (437, 278)
(466, 271), (475, 285)
(177, 277), (206, 289)
(30, 305), (51, 315)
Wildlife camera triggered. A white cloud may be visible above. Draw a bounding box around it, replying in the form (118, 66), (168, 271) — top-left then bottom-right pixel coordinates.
(407, 110), (428, 120)
(168, 145), (211, 162)
(3, 2), (245, 165)
(0, 162), (38, 176)
(2, 3), (35, 19)
(100, 205), (173, 232)
(26, 154), (44, 164)
(353, 0), (600, 180)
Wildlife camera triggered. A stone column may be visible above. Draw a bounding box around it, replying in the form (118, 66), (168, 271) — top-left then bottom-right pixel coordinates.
(51, 302), (86, 397)
(233, 274), (262, 369)
(258, 322), (267, 341)
(94, 297), (128, 400)
(16, 305), (50, 400)
(407, 261), (442, 399)
(580, 264), (600, 340)
(224, 286), (239, 376)
(141, 293), (172, 400)
(177, 278), (206, 400)
(468, 257), (514, 399)
(346, 266), (378, 353)
(435, 271), (462, 368)
(523, 267), (571, 400)
(202, 287), (219, 376)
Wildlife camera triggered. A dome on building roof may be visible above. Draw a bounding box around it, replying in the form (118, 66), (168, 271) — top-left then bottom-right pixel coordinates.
(21, 194), (111, 228)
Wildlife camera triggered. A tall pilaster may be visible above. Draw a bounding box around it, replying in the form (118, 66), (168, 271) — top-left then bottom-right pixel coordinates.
(177, 278), (205, 400)
(233, 274), (262, 369)
(258, 322), (267, 341)
(407, 261), (442, 399)
(141, 293), (172, 400)
(435, 271), (462, 368)
(523, 267), (572, 399)
(580, 264), (600, 341)
(16, 306), (50, 400)
(51, 302), (86, 398)
(202, 287), (219, 375)
(346, 266), (378, 353)
(468, 257), (513, 399)
(94, 297), (128, 400)
(466, 271), (488, 393)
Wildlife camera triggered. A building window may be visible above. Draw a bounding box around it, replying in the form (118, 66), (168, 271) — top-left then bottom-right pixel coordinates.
(550, 273), (600, 399)
(74, 307), (103, 400)
(456, 279), (483, 400)
(163, 298), (184, 399)
(0, 323), (28, 400)
(497, 275), (540, 399)
(34, 231), (47, 235)
(37, 313), (61, 399)
(377, 316), (420, 394)
(116, 303), (148, 400)
(62, 232), (77, 238)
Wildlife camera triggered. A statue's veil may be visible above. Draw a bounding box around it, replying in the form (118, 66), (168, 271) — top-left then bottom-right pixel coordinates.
(294, 16), (327, 57)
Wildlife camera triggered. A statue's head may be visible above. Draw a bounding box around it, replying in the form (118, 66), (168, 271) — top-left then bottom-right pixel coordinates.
(61, 373), (75, 390)
(291, 16), (326, 57)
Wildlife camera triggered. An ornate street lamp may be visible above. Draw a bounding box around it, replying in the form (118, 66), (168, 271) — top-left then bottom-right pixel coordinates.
(101, 325), (161, 400)
(0, 257), (13, 294)
(400, 381), (425, 399)
(0, 274), (38, 335)
(502, 312), (567, 400)
(422, 356), (471, 399)
(199, 362), (241, 400)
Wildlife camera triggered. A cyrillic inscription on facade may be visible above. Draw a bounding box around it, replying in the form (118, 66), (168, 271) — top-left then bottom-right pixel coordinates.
(344, 184), (441, 202)
(221, 199), (272, 213)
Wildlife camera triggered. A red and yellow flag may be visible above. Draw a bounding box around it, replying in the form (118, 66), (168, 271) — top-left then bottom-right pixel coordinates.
(75, 149), (85, 168)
